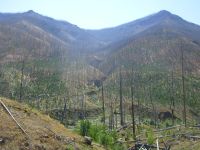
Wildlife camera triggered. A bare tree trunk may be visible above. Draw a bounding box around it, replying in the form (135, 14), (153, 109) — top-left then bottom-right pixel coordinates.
(181, 43), (186, 127)
(137, 73), (141, 125)
(131, 84), (136, 139)
(114, 97), (118, 129)
(19, 60), (25, 101)
(123, 96), (126, 124)
(62, 97), (68, 126)
(84, 93), (86, 119)
(111, 99), (114, 130)
(170, 68), (175, 126)
(149, 76), (157, 128)
(119, 67), (124, 126)
(81, 94), (84, 119)
(102, 81), (105, 125)
(109, 97), (113, 130)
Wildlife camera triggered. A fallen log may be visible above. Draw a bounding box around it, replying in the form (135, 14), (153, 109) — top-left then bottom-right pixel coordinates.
(183, 135), (200, 140)
(116, 123), (132, 132)
(0, 99), (33, 149)
(192, 124), (200, 128)
(154, 125), (181, 132)
(0, 99), (29, 138)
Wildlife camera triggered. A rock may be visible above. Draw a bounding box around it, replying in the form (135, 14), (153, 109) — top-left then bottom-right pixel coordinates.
(0, 137), (5, 144)
(84, 136), (92, 145)
(40, 138), (47, 143)
(158, 111), (174, 120)
(117, 138), (124, 144)
(24, 142), (29, 147)
(42, 134), (49, 138)
(55, 135), (62, 141)
(34, 144), (46, 150)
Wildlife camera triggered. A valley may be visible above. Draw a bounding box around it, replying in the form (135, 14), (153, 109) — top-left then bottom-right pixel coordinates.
(0, 10), (200, 150)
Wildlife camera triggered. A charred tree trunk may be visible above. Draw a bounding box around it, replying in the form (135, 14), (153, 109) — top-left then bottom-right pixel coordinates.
(170, 68), (175, 126)
(149, 76), (157, 128)
(102, 81), (105, 125)
(114, 97), (118, 129)
(62, 97), (68, 126)
(131, 84), (136, 139)
(181, 44), (186, 127)
(119, 67), (124, 126)
(131, 67), (136, 139)
(109, 100), (114, 130)
(19, 60), (25, 101)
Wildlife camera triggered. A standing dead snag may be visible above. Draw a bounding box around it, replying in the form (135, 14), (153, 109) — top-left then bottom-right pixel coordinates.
(19, 59), (25, 101)
(114, 97), (118, 129)
(62, 97), (68, 126)
(131, 68), (136, 140)
(149, 75), (157, 128)
(131, 86), (136, 139)
(119, 66), (124, 126)
(101, 81), (105, 125)
(170, 67), (175, 126)
(109, 96), (114, 130)
(181, 42), (186, 127)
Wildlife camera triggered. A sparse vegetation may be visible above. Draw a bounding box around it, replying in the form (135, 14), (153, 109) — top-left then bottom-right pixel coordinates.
(0, 8), (200, 150)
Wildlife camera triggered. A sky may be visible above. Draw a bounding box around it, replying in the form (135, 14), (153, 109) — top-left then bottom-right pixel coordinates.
(0, 0), (199, 29)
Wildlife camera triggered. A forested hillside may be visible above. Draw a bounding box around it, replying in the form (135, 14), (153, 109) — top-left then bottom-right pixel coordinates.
(0, 10), (200, 149)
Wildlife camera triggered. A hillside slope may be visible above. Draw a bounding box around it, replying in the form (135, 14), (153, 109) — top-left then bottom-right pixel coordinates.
(0, 10), (105, 60)
(0, 10), (200, 128)
(88, 10), (200, 45)
(0, 98), (104, 150)
(89, 10), (200, 75)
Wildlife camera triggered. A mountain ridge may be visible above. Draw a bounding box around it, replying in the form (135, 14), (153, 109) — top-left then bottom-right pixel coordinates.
(87, 10), (200, 44)
(1, 10), (200, 75)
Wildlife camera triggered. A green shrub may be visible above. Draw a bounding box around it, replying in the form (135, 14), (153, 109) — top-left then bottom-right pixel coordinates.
(77, 121), (118, 148)
(110, 130), (118, 141)
(146, 129), (154, 145)
(79, 120), (91, 136)
(111, 143), (127, 150)
(88, 124), (100, 141)
(98, 131), (113, 146)
(66, 144), (74, 150)
(165, 121), (170, 127)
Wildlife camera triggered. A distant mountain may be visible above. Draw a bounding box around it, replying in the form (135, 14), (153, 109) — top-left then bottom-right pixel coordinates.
(0, 10), (105, 63)
(1, 10), (200, 118)
(88, 10), (200, 75)
(88, 10), (200, 44)
(0, 10), (200, 74)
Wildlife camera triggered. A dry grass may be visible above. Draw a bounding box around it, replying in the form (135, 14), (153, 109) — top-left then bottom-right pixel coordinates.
(0, 97), (104, 150)
(172, 139), (200, 150)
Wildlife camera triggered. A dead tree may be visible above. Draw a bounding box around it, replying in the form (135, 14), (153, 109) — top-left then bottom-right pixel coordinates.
(149, 75), (157, 128)
(119, 66), (125, 126)
(102, 81), (105, 125)
(114, 97), (118, 129)
(62, 97), (68, 126)
(19, 59), (25, 101)
(170, 68), (175, 126)
(131, 78), (136, 139)
(181, 43), (186, 127)
(109, 96), (114, 130)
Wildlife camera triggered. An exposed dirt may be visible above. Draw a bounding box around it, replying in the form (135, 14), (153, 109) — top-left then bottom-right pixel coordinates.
(0, 98), (105, 150)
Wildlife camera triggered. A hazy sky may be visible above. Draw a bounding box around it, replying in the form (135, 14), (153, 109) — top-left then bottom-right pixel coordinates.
(0, 0), (199, 29)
